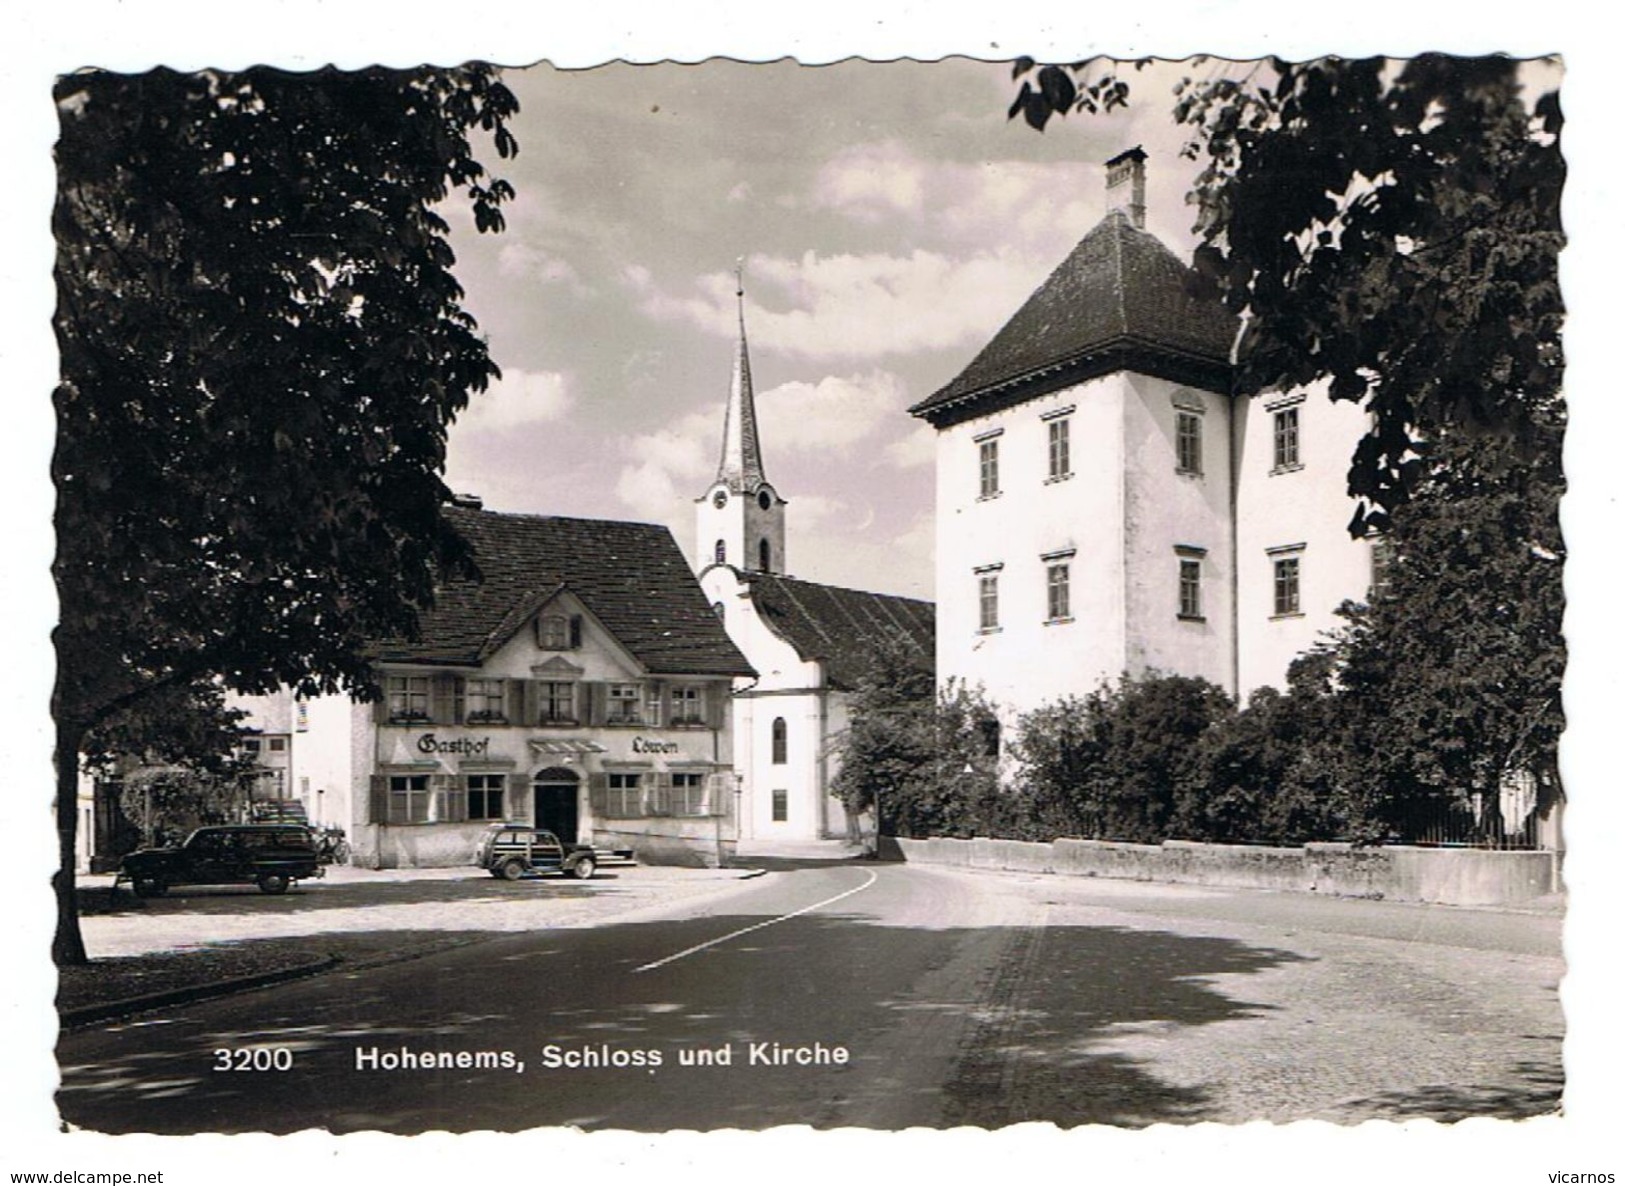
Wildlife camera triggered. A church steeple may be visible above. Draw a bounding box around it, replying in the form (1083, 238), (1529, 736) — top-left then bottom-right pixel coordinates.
(696, 258), (786, 576)
(715, 259), (769, 493)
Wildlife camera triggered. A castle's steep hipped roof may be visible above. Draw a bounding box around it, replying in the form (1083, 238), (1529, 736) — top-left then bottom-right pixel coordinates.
(910, 210), (1239, 423)
(745, 572), (935, 691)
(372, 506), (754, 677)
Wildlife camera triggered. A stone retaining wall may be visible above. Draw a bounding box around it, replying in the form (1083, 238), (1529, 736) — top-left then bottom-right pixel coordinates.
(892, 835), (1560, 907)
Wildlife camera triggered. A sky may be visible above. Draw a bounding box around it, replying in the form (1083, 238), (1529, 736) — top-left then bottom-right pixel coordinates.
(436, 58), (1226, 600)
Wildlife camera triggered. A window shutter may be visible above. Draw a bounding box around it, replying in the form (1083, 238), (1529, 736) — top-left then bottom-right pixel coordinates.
(373, 695), (390, 725)
(706, 683), (727, 731)
(586, 682), (606, 727)
(368, 775), (388, 825)
(649, 680), (667, 728)
(432, 773), (465, 823)
(431, 675), (457, 724)
(569, 614), (583, 649)
(706, 772), (732, 818)
(648, 772), (671, 816)
(588, 771), (609, 815)
(507, 679), (530, 727)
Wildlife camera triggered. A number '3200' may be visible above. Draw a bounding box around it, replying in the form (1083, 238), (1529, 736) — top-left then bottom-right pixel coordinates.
(214, 1047), (294, 1071)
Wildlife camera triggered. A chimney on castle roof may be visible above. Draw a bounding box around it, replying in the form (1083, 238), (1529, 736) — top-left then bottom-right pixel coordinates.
(1105, 146), (1147, 229)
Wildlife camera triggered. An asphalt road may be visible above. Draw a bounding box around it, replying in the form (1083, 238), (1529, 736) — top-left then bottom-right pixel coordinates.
(56, 862), (1563, 1133)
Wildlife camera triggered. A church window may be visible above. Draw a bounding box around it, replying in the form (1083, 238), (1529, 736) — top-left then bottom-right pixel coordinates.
(1047, 417), (1071, 480)
(1176, 411), (1203, 475)
(771, 789), (788, 822)
(758, 489), (773, 511)
(771, 717), (787, 765)
(978, 438), (1000, 498)
(758, 538), (771, 571)
(712, 601), (725, 622)
(1273, 406), (1301, 471)
(1046, 563), (1070, 622)
(714, 539), (727, 565)
(978, 574), (1000, 631)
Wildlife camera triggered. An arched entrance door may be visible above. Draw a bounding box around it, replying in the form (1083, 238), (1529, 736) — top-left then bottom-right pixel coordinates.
(532, 767), (581, 842)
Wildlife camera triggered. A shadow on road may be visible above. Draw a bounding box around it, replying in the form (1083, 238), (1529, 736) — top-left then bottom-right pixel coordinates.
(52, 904), (1478, 1134)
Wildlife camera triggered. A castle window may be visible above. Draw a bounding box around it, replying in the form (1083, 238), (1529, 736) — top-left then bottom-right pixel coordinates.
(1046, 563), (1071, 622)
(1179, 559), (1203, 620)
(978, 438), (1000, 498)
(1269, 547), (1305, 617)
(758, 538), (771, 571)
(1176, 411), (1203, 475)
(771, 717), (788, 765)
(978, 574), (1000, 632)
(1273, 406), (1301, 471)
(1047, 417), (1071, 480)
(714, 539), (727, 565)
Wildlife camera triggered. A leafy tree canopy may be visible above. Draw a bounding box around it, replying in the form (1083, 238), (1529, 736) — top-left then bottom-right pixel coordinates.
(51, 64), (517, 963)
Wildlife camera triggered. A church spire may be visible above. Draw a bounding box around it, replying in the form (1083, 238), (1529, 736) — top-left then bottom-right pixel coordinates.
(714, 258), (768, 492)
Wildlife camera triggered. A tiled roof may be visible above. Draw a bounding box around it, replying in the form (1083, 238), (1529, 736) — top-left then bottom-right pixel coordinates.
(372, 507), (755, 677)
(910, 210), (1239, 423)
(745, 572), (935, 691)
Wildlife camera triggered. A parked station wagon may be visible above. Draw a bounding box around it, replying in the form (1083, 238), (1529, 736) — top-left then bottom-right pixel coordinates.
(473, 824), (633, 881)
(116, 824), (323, 897)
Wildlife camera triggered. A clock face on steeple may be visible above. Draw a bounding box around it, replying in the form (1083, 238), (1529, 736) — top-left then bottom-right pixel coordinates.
(712, 489), (728, 509)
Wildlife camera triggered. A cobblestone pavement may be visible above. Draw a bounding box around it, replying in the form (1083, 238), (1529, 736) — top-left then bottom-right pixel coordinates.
(933, 870), (1564, 1126)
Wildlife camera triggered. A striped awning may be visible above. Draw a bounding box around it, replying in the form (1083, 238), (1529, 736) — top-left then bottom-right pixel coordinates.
(528, 739), (608, 756)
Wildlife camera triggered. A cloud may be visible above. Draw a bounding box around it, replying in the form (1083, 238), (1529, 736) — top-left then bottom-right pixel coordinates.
(612, 409), (716, 524)
(810, 141), (927, 221)
(453, 368), (574, 434)
(757, 370), (908, 451)
(497, 242), (589, 293)
(628, 249), (1047, 362)
(885, 423), (937, 469)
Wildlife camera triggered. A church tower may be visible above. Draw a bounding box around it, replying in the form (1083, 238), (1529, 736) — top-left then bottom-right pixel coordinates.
(696, 262), (786, 575)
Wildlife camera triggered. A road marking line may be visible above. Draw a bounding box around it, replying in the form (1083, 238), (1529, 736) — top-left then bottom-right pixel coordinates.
(632, 869), (879, 973)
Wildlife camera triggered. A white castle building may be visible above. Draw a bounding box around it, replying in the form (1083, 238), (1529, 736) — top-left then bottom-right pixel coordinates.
(910, 148), (1376, 718)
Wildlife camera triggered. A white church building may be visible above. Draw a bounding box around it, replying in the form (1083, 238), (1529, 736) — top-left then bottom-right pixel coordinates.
(695, 275), (935, 852)
(910, 148), (1376, 720)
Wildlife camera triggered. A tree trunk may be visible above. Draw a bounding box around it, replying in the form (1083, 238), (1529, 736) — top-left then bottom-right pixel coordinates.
(53, 715), (89, 967)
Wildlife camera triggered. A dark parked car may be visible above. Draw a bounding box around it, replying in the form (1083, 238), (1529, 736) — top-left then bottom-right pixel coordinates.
(116, 824), (324, 896)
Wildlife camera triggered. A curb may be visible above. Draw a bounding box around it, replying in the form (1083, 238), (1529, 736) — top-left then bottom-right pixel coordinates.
(59, 955), (342, 1028)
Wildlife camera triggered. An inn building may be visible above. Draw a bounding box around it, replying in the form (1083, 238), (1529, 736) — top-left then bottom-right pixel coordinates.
(910, 148), (1376, 719)
(228, 505), (755, 868)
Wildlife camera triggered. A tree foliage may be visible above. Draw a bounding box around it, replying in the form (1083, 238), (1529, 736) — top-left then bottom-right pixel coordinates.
(52, 65), (517, 963)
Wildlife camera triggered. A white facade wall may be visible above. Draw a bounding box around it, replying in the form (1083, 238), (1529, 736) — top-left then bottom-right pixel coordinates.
(1120, 374), (1236, 689)
(933, 372), (1374, 718)
(933, 374), (1129, 717)
(1234, 386), (1374, 697)
(701, 564), (850, 842)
